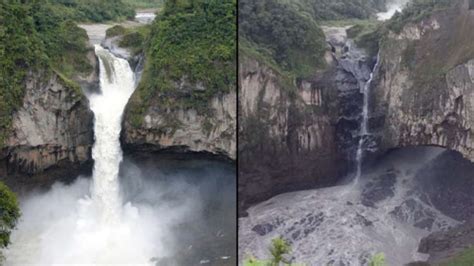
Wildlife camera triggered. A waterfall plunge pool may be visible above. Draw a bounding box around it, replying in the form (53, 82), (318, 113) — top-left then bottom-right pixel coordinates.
(239, 147), (474, 265)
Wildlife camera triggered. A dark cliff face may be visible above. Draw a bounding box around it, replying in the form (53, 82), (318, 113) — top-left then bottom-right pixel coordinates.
(238, 55), (351, 215)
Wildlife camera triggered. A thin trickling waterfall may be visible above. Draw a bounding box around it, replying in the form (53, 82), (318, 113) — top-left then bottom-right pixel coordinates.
(354, 53), (380, 183)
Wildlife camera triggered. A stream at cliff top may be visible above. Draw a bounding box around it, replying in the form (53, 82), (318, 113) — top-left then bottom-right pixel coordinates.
(3, 45), (235, 265)
(376, 0), (410, 21)
(239, 147), (474, 265)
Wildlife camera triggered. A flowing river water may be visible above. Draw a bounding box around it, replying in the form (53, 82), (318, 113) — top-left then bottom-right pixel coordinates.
(239, 147), (464, 265)
(4, 40), (235, 265)
(238, 2), (474, 265)
(4, 45), (155, 264)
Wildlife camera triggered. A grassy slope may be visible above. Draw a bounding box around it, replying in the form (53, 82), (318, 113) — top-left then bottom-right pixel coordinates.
(126, 0), (236, 127)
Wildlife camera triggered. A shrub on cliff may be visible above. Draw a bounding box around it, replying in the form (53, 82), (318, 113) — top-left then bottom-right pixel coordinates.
(239, 0), (326, 78)
(123, 0), (164, 9)
(0, 182), (20, 249)
(50, 0), (135, 22)
(243, 237), (305, 266)
(279, 0), (387, 21)
(127, 0), (236, 127)
(387, 0), (455, 33)
(0, 1), (92, 147)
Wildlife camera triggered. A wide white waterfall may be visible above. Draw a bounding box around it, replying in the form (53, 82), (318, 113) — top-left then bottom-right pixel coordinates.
(4, 46), (161, 265)
(89, 45), (135, 223)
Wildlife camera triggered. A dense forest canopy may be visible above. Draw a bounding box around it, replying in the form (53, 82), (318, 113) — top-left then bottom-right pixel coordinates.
(386, 0), (455, 33)
(0, 0), (141, 146)
(0, 0), (100, 146)
(49, 0), (135, 22)
(239, 0), (389, 81)
(279, 0), (387, 21)
(239, 0), (327, 78)
(0, 181), (20, 250)
(127, 0), (236, 126)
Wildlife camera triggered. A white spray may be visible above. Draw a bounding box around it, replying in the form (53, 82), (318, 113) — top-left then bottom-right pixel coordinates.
(3, 46), (163, 265)
(89, 45), (135, 223)
(377, 0), (410, 21)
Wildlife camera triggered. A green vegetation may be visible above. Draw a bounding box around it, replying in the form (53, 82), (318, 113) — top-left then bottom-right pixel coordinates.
(123, 0), (164, 9)
(369, 253), (386, 266)
(0, 1), (95, 147)
(127, 0), (236, 127)
(278, 0), (387, 21)
(49, 0), (135, 22)
(243, 237), (305, 266)
(386, 0), (454, 33)
(440, 247), (474, 266)
(238, 0), (389, 88)
(106, 25), (151, 55)
(382, 0), (474, 108)
(346, 20), (383, 57)
(239, 0), (327, 79)
(0, 182), (20, 250)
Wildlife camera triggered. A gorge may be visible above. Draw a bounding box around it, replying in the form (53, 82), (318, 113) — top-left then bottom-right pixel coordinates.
(0, 1), (236, 265)
(239, 0), (474, 264)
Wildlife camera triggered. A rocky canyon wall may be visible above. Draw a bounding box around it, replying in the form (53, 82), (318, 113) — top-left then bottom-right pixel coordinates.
(371, 1), (474, 162)
(0, 49), (98, 190)
(238, 54), (350, 214)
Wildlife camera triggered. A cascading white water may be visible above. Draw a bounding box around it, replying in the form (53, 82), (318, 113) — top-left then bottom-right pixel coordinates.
(354, 54), (380, 182)
(89, 45), (135, 223)
(239, 147), (460, 265)
(377, 0), (410, 21)
(3, 46), (163, 265)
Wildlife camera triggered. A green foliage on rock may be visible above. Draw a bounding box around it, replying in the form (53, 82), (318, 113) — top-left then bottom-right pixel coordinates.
(0, 0), (93, 147)
(106, 25), (151, 55)
(239, 0), (327, 79)
(0, 181), (20, 249)
(123, 0), (164, 9)
(347, 20), (383, 57)
(50, 0), (135, 22)
(105, 25), (128, 38)
(279, 0), (387, 21)
(386, 0), (454, 33)
(127, 0), (236, 127)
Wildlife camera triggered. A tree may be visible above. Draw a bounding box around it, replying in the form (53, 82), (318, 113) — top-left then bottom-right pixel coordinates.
(0, 181), (20, 249)
(269, 237), (291, 265)
(369, 252), (386, 266)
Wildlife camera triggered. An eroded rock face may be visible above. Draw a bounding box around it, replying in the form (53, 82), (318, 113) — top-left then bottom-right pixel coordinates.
(238, 55), (348, 215)
(122, 91), (236, 159)
(0, 71), (95, 189)
(372, 3), (474, 161)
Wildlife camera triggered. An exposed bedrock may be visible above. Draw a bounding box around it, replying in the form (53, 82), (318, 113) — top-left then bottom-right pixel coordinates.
(238, 52), (354, 215)
(238, 25), (383, 215)
(0, 61), (97, 191)
(371, 1), (474, 162)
